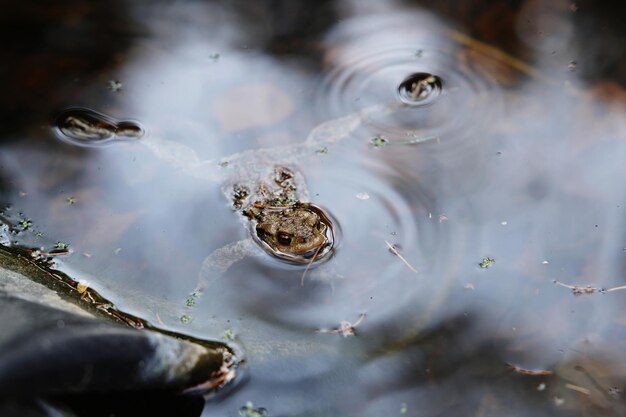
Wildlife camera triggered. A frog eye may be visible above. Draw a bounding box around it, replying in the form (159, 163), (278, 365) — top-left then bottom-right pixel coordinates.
(276, 233), (293, 246)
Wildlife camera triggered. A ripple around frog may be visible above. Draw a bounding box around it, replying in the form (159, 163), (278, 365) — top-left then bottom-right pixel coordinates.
(53, 107), (145, 147)
(249, 203), (338, 265)
(230, 161), (456, 337)
(315, 41), (504, 154)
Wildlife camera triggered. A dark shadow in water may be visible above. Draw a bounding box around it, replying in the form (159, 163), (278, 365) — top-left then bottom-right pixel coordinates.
(405, 0), (626, 86)
(57, 391), (205, 417)
(356, 312), (626, 417)
(0, 0), (144, 140)
(220, 0), (338, 57)
(570, 0), (626, 84)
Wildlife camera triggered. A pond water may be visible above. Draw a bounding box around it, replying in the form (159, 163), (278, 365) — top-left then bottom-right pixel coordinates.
(2, 1), (626, 416)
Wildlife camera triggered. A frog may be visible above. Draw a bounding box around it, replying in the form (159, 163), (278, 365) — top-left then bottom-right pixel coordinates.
(132, 102), (398, 290)
(232, 165), (334, 264)
(194, 163), (337, 292)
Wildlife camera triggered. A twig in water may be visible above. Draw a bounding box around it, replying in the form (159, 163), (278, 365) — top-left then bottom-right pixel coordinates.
(565, 383), (591, 395)
(301, 243), (323, 286)
(317, 313), (366, 337)
(507, 363), (553, 376)
(551, 279), (626, 295)
(155, 312), (165, 327)
(385, 240), (418, 273)
(553, 279), (599, 295)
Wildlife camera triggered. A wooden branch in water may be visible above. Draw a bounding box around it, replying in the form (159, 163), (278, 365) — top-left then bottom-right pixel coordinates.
(301, 243), (323, 286)
(506, 363), (553, 376)
(553, 279), (626, 295)
(316, 313), (366, 337)
(385, 240), (418, 274)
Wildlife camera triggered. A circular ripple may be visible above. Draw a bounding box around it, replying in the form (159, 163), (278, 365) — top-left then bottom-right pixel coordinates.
(315, 22), (505, 149)
(397, 72), (442, 106)
(53, 108), (144, 147)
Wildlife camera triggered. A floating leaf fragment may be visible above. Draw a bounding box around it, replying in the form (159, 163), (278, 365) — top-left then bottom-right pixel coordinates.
(223, 329), (234, 341)
(479, 257), (495, 268)
(478, 258), (496, 269)
(107, 80), (123, 92)
(19, 219), (32, 230)
(239, 402), (267, 417)
(370, 135), (388, 148)
(317, 313), (366, 337)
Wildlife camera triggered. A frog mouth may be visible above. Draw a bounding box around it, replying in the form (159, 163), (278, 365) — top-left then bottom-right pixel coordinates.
(251, 203), (337, 265)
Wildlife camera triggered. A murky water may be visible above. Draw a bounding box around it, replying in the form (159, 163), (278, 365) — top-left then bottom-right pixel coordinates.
(2, 1), (626, 416)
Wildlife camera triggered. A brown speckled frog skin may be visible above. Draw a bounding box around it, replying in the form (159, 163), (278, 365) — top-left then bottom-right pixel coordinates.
(231, 166), (331, 261)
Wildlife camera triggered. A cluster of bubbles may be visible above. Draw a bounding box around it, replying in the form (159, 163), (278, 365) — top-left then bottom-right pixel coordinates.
(54, 108), (144, 147)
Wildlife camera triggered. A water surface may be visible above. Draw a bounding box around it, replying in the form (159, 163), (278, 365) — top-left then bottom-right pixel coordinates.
(1, 1), (626, 416)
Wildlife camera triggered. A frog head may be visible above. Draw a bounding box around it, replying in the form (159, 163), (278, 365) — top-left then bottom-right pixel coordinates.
(254, 204), (334, 263)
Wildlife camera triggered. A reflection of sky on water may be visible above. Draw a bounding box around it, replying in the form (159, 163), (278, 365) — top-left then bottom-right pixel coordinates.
(1, 0), (626, 416)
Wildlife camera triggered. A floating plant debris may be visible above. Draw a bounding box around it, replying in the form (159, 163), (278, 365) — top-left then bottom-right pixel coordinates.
(370, 135), (388, 148)
(567, 61), (577, 72)
(506, 363), (553, 376)
(239, 402), (268, 417)
(317, 146), (329, 154)
(397, 72), (442, 106)
(385, 240), (418, 273)
(553, 279), (626, 295)
(54, 108), (144, 147)
(316, 313), (366, 337)
(479, 257), (495, 268)
(107, 79), (123, 92)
